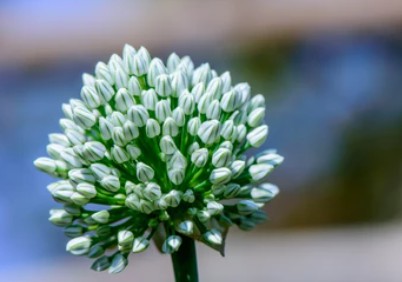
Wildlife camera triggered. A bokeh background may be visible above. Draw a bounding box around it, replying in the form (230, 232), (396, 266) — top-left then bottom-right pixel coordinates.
(1, 1), (402, 281)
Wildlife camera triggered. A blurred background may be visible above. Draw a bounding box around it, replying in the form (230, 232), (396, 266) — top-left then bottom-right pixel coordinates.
(1, 0), (402, 281)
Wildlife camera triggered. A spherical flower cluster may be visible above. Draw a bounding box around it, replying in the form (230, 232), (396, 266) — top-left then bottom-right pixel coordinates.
(34, 45), (283, 274)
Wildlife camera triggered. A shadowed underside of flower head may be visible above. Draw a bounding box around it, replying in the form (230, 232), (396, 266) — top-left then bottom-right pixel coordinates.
(34, 45), (283, 274)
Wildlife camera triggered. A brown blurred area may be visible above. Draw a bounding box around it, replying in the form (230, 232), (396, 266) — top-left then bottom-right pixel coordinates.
(1, 1), (402, 281)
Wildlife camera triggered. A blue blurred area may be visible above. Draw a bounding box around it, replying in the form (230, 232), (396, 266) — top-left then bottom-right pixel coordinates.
(1, 33), (402, 271)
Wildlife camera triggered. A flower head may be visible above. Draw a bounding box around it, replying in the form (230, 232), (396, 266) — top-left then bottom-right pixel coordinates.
(34, 45), (283, 273)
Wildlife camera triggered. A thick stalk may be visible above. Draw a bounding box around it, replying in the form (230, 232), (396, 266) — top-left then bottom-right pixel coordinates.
(171, 236), (199, 282)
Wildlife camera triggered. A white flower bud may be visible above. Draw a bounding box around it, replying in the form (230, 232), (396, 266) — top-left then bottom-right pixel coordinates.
(237, 200), (259, 215)
(49, 133), (71, 147)
(125, 193), (141, 210)
(146, 119), (161, 138)
(70, 98), (86, 109)
(62, 103), (74, 119)
(127, 76), (142, 96)
(155, 100), (172, 123)
(198, 120), (220, 145)
(220, 89), (242, 113)
(82, 73), (96, 86)
(162, 235), (182, 254)
(171, 71), (188, 97)
(223, 183), (241, 198)
(247, 107), (265, 127)
(191, 82), (205, 102)
(141, 89), (158, 111)
(95, 62), (114, 85)
(172, 108), (185, 127)
(188, 141), (200, 155)
(112, 127), (128, 147)
(34, 157), (57, 175)
(230, 160), (245, 178)
(182, 189), (195, 203)
(192, 63), (212, 86)
(113, 65), (129, 89)
(46, 143), (65, 159)
(176, 220), (194, 235)
(178, 91), (195, 115)
(115, 88), (134, 113)
(197, 210), (211, 222)
(109, 111), (125, 127)
(111, 145), (130, 163)
(249, 163), (274, 181)
(212, 148), (232, 167)
(197, 91), (213, 114)
(70, 192), (90, 206)
(136, 162), (154, 182)
(101, 175), (121, 192)
(178, 56), (194, 79)
(206, 99), (221, 120)
(81, 86), (101, 109)
(220, 71), (232, 93)
(109, 253), (128, 274)
(49, 209), (73, 226)
(147, 58), (166, 87)
(59, 118), (83, 132)
(207, 201), (223, 215)
(130, 53), (149, 76)
(118, 230), (134, 248)
(91, 256), (111, 272)
(108, 54), (124, 73)
(203, 229), (222, 245)
(235, 82), (251, 105)
(236, 124), (247, 143)
(123, 120), (139, 141)
(65, 129), (86, 146)
(127, 105), (149, 127)
(160, 136), (177, 155)
(66, 236), (92, 256)
(99, 117), (114, 141)
(206, 77), (222, 100)
(90, 163), (111, 179)
(122, 44), (136, 71)
(76, 183), (97, 198)
(168, 151), (187, 169)
(95, 79), (114, 104)
(219, 120), (236, 141)
(167, 52), (180, 72)
(163, 190), (181, 207)
(191, 148), (208, 167)
(168, 169), (185, 185)
(72, 107), (96, 129)
(210, 167), (232, 185)
(257, 151), (284, 166)
(246, 125), (268, 148)
(132, 237), (149, 253)
(60, 148), (83, 168)
(126, 145), (141, 160)
(83, 141), (106, 161)
(143, 182), (162, 201)
(139, 199), (154, 214)
(220, 141), (233, 151)
(249, 94), (265, 111)
(92, 210), (110, 224)
(187, 117), (200, 136)
(163, 117), (179, 137)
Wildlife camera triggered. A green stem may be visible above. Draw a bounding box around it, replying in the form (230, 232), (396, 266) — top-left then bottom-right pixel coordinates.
(171, 236), (199, 282)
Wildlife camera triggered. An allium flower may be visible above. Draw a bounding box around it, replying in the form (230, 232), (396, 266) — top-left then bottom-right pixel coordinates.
(34, 45), (283, 275)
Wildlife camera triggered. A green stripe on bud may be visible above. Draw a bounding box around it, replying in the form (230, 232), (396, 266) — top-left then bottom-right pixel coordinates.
(237, 200), (259, 215)
(212, 148), (232, 168)
(146, 119), (161, 138)
(108, 253), (128, 274)
(127, 105), (149, 127)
